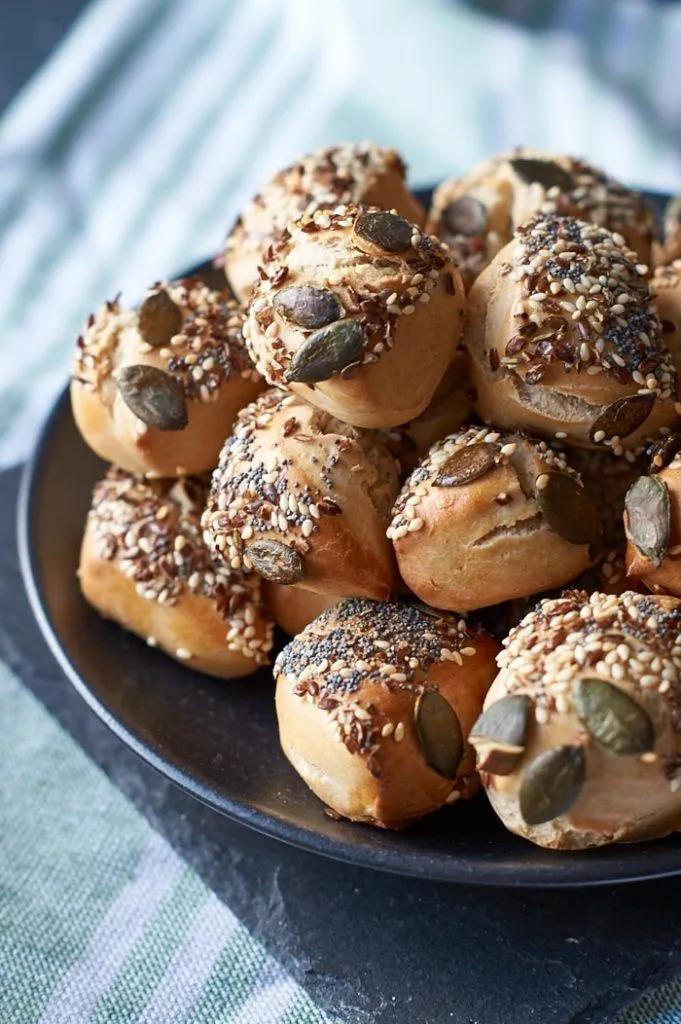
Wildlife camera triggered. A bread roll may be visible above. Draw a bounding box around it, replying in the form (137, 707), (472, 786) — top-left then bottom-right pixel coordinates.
(427, 149), (654, 290)
(652, 261), (681, 379)
(79, 469), (273, 678)
(71, 278), (264, 477)
(223, 143), (425, 302)
(243, 204), (465, 428)
(202, 389), (399, 600)
(275, 599), (500, 828)
(464, 214), (679, 451)
(624, 434), (681, 596)
(471, 590), (681, 849)
(389, 426), (599, 611)
(654, 196), (681, 267)
(263, 582), (338, 636)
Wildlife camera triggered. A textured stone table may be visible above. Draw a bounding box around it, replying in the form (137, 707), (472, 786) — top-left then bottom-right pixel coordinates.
(5, 463), (681, 1024)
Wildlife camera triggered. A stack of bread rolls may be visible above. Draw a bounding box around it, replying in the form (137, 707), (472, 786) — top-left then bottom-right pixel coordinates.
(72, 143), (681, 850)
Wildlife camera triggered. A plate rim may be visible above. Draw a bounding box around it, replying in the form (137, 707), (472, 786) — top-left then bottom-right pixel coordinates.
(17, 389), (681, 889)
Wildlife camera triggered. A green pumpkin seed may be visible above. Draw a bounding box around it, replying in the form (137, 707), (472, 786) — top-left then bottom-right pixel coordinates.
(116, 364), (187, 431)
(137, 289), (183, 348)
(509, 157), (574, 192)
(414, 690), (463, 779)
(284, 320), (367, 384)
(432, 442), (497, 487)
(572, 678), (654, 755)
(624, 475), (670, 566)
(519, 745), (585, 825)
(469, 694), (532, 775)
(353, 210), (413, 253)
(535, 472), (600, 545)
(245, 539), (304, 584)
(589, 393), (655, 443)
(442, 196), (487, 236)
(273, 286), (343, 329)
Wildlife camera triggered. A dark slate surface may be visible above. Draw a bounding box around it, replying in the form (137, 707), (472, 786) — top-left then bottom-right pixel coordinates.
(4, 462), (681, 1024)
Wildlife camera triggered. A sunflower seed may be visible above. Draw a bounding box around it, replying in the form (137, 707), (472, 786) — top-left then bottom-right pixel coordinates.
(116, 364), (187, 430)
(519, 746), (585, 825)
(414, 690), (463, 779)
(469, 694), (532, 775)
(535, 472), (600, 545)
(624, 475), (670, 566)
(441, 196), (487, 236)
(137, 289), (183, 348)
(245, 539), (304, 584)
(589, 393), (655, 443)
(284, 320), (366, 383)
(353, 210), (413, 254)
(432, 442), (497, 487)
(273, 286), (343, 329)
(572, 678), (654, 755)
(509, 157), (574, 192)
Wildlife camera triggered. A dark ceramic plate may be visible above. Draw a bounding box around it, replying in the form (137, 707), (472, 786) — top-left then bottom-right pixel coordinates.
(18, 188), (681, 887)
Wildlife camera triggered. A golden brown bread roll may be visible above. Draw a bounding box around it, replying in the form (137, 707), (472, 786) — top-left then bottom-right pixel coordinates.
(388, 426), (600, 612)
(223, 143), (425, 302)
(79, 469), (273, 678)
(263, 582), (338, 636)
(275, 599), (500, 828)
(654, 196), (681, 267)
(71, 278), (264, 477)
(471, 590), (681, 849)
(464, 214), (679, 452)
(652, 261), (681, 379)
(624, 434), (681, 595)
(202, 389), (399, 600)
(243, 203), (465, 428)
(427, 149), (654, 290)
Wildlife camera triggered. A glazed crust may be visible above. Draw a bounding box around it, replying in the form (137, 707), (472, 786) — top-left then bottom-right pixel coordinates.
(223, 143), (425, 302)
(243, 204), (465, 428)
(464, 215), (678, 451)
(389, 426), (598, 611)
(79, 469), (273, 678)
(263, 582), (338, 636)
(427, 148), (654, 290)
(202, 389), (399, 600)
(71, 279), (264, 477)
(474, 590), (681, 849)
(274, 599), (500, 828)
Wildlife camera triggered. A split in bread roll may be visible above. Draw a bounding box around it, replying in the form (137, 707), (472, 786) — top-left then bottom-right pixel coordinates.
(243, 203), (465, 428)
(464, 214), (679, 451)
(202, 389), (399, 600)
(470, 590), (681, 849)
(624, 433), (681, 596)
(71, 278), (263, 477)
(427, 148), (654, 290)
(263, 582), (338, 636)
(79, 468), (273, 678)
(223, 142), (425, 302)
(388, 425), (600, 612)
(275, 599), (500, 828)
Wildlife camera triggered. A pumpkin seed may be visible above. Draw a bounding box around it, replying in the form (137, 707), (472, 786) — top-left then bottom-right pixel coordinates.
(284, 320), (367, 384)
(442, 196), (487, 236)
(273, 286), (343, 329)
(589, 393), (655, 443)
(414, 690), (463, 779)
(519, 745), (585, 825)
(624, 475), (670, 566)
(245, 539), (304, 584)
(535, 472), (600, 545)
(432, 442), (497, 487)
(649, 432), (681, 471)
(469, 694), (532, 775)
(353, 210), (413, 254)
(137, 289), (183, 348)
(572, 678), (654, 755)
(116, 364), (187, 431)
(509, 157), (574, 192)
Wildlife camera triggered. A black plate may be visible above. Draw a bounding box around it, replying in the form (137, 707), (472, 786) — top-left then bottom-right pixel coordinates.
(18, 187), (681, 887)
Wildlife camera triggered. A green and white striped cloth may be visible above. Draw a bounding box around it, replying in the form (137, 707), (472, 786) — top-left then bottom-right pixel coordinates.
(4, 1), (681, 1021)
